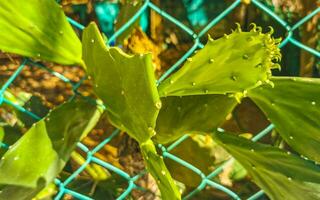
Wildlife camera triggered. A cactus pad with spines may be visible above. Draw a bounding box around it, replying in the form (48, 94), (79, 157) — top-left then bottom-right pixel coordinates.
(248, 76), (320, 162)
(155, 94), (237, 144)
(0, 0), (83, 66)
(0, 99), (102, 200)
(82, 22), (181, 200)
(212, 130), (320, 200)
(82, 22), (160, 143)
(158, 24), (281, 100)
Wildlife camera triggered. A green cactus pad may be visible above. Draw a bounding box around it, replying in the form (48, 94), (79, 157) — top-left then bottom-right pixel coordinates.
(212, 131), (320, 200)
(82, 22), (180, 200)
(82, 22), (160, 143)
(155, 94), (237, 144)
(0, 0), (83, 66)
(0, 99), (102, 200)
(158, 24), (281, 99)
(248, 76), (320, 162)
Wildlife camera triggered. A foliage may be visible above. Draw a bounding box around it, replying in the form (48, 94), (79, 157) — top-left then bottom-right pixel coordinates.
(155, 94), (237, 144)
(0, 1), (319, 199)
(248, 77), (320, 162)
(158, 24), (281, 100)
(0, 99), (102, 200)
(212, 130), (320, 200)
(82, 22), (180, 200)
(0, 0), (83, 66)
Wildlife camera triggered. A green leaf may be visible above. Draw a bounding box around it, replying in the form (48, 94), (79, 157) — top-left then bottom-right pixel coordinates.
(229, 160), (247, 181)
(82, 22), (160, 143)
(0, 98), (102, 200)
(155, 94), (237, 144)
(33, 183), (57, 200)
(82, 22), (180, 200)
(212, 131), (320, 200)
(158, 25), (281, 98)
(0, 0), (83, 66)
(248, 76), (320, 162)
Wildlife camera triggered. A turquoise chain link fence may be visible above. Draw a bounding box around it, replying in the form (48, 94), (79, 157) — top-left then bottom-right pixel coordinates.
(0, 0), (319, 199)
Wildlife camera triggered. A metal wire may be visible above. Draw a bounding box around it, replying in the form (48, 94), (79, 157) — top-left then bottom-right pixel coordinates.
(0, 0), (319, 199)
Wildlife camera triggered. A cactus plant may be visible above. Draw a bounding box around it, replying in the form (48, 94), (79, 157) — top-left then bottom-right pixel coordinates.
(0, 1), (319, 198)
(81, 22), (320, 200)
(82, 22), (180, 200)
(0, 98), (102, 200)
(0, 0), (83, 66)
(158, 24), (281, 100)
(155, 94), (237, 144)
(248, 76), (320, 162)
(156, 24), (320, 199)
(212, 130), (320, 200)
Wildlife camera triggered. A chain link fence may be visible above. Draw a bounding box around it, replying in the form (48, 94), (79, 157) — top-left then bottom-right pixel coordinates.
(0, 0), (319, 199)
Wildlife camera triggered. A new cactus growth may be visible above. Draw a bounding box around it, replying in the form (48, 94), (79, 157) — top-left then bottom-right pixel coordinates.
(158, 24), (281, 101)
